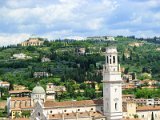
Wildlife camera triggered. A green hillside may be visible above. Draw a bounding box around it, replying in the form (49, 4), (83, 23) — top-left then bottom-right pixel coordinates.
(0, 36), (160, 100)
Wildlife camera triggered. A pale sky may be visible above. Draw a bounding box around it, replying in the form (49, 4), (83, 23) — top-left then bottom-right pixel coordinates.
(0, 0), (160, 46)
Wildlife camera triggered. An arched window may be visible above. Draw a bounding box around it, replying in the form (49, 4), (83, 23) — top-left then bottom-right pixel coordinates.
(107, 102), (109, 111)
(113, 56), (115, 63)
(38, 112), (40, 116)
(110, 59), (112, 64)
(115, 88), (117, 92)
(14, 101), (16, 108)
(25, 101), (27, 107)
(115, 103), (117, 110)
(107, 56), (109, 63)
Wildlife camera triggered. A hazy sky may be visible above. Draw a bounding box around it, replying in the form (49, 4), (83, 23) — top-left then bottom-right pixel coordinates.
(0, 0), (160, 46)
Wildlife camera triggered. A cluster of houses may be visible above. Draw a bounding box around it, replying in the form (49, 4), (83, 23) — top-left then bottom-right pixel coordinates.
(122, 71), (158, 90)
(6, 83), (66, 119)
(11, 53), (32, 60)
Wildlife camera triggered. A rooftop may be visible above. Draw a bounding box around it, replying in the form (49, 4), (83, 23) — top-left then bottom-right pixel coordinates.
(9, 90), (31, 94)
(44, 99), (103, 108)
(49, 111), (105, 119)
(0, 81), (10, 84)
(137, 106), (160, 111)
(11, 97), (31, 101)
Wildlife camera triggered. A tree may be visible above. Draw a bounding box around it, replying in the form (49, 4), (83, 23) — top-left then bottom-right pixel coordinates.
(21, 110), (30, 118)
(84, 87), (96, 99)
(151, 112), (154, 120)
(122, 53), (125, 61)
(133, 114), (138, 118)
(0, 87), (5, 98)
(15, 112), (21, 118)
(26, 46), (36, 51)
(124, 67), (129, 74)
(0, 87), (9, 99)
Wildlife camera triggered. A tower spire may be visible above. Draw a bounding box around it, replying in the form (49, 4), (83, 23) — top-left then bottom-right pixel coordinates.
(103, 47), (123, 120)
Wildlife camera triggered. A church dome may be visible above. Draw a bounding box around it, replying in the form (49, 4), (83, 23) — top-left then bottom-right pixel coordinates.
(32, 83), (45, 94)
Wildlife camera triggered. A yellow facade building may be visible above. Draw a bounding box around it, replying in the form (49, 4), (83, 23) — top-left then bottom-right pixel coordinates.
(21, 38), (44, 46)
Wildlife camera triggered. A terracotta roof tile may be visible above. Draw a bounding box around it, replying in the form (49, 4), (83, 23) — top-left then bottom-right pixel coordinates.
(12, 118), (30, 120)
(0, 81), (10, 84)
(11, 106), (33, 111)
(9, 90), (31, 94)
(137, 106), (160, 111)
(122, 94), (134, 97)
(49, 111), (104, 119)
(0, 101), (6, 109)
(44, 99), (103, 108)
(122, 118), (141, 120)
(11, 97), (31, 101)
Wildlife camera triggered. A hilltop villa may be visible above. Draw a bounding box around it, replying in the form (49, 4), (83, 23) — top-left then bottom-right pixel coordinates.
(20, 37), (44, 46)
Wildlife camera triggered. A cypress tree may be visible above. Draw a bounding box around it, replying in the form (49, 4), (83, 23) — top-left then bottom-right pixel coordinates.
(151, 112), (154, 120)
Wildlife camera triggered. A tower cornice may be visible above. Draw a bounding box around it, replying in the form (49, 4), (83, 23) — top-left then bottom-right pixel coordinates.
(102, 80), (122, 83)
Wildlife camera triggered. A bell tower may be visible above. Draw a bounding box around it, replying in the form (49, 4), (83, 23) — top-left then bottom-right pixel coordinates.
(103, 47), (122, 120)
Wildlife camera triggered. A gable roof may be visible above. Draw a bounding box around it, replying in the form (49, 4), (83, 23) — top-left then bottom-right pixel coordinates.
(44, 99), (103, 108)
(137, 106), (160, 111)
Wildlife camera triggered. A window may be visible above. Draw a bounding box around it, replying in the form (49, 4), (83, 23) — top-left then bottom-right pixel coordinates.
(38, 112), (40, 116)
(14, 102), (16, 107)
(110, 59), (112, 64)
(50, 111), (52, 113)
(101, 107), (103, 111)
(113, 56), (115, 63)
(91, 108), (93, 110)
(107, 56), (109, 63)
(106, 102), (109, 112)
(115, 88), (117, 92)
(64, 110), (67, 112)
(115, 103), (117, 110)
(25, 101), (27, 107)
(78, 109), (80, 111)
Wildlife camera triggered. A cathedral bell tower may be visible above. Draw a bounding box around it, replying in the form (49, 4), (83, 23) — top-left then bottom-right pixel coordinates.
(102, 47), (122, 120)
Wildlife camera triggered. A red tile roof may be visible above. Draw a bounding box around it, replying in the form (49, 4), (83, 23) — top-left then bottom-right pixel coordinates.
(137, 106), (160, 111)
(12, 118), (29, 120)
(44, 99), (103, 108)
(11, 97), (31, 101)
(49, 111), (105, 119)
(9, 90), (31, 94)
